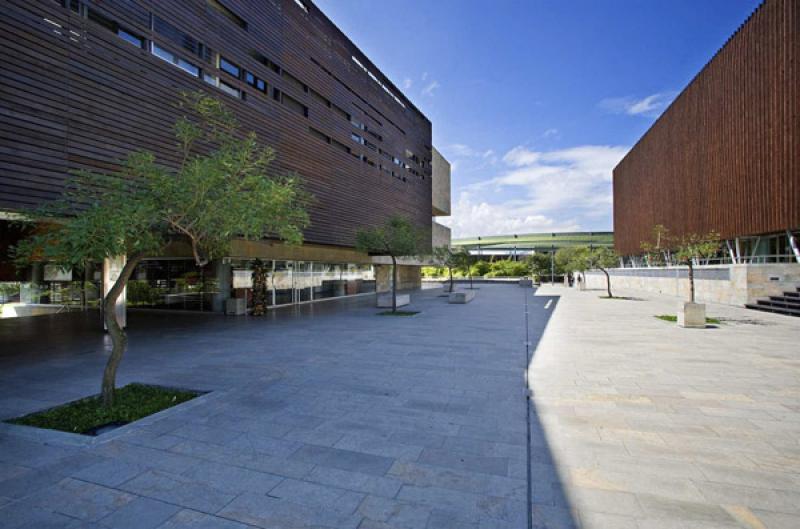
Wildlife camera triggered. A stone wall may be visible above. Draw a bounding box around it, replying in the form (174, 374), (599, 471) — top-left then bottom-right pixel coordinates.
(583, 263), (800, 306)
(375, 265), (422, 293)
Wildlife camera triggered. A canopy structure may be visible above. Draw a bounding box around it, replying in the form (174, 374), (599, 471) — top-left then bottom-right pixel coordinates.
(452, 232), (614, 258)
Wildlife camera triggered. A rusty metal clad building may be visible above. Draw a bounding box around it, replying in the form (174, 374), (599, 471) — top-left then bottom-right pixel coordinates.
(612, 0), (799, 256)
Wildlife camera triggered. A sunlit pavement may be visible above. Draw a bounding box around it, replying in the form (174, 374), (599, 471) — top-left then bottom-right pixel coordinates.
(530, 284), (800, 529)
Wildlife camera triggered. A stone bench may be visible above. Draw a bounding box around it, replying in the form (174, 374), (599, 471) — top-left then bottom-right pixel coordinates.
(377, 294), (410, 308)
(448, 290), (476, 304)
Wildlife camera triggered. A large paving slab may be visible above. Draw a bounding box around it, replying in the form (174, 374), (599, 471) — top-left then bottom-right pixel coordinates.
(530, 284), (800, 529)
(0, 285), (555, 528)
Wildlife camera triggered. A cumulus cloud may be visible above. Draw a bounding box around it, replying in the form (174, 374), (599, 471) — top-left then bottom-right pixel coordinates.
(446, 144), (629, 239)
(440, 191), (580, 240)
(599, 91), (676, 118)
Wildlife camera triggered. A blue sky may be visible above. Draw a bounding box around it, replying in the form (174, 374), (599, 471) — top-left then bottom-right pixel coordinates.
(315, 0), (762, 239)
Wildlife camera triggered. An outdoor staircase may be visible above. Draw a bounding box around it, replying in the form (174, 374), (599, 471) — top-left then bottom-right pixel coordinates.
(745, 286), (800, 317)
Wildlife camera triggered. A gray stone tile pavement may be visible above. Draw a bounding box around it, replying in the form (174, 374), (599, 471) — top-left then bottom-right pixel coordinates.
(531, 285), (800, 529)
(0, 285), (544, 528)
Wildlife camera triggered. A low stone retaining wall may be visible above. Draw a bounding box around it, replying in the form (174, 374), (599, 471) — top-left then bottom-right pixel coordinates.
(583, 263), (800, 306)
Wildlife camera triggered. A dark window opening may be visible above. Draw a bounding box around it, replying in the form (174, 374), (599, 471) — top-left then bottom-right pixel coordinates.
(250, 50), (281, 74)
(309, 127), (330, 143)
(272, 87), (281, 102)
(152, 15), (211, 61)
(331, 103), (349, 122)
(207, 0), (248, 30)
(330, 138), (350, 154)
(281, 93), (308, 117)
(282, 71), (307, 94)
(84, 6), (144, 48)
(309, 88), (330, 108)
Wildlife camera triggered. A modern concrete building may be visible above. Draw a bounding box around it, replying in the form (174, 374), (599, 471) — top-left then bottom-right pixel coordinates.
(0, 0), (449, 316)
(606, 0), (799, 314)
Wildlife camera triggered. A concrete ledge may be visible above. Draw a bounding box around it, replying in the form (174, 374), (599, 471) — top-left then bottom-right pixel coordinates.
(448, 290), (476, 304)
(377, 294), (410, 308)
(519, 279), (533, 288)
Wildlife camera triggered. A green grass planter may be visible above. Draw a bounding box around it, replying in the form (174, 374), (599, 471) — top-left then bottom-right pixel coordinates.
(7, 383), (199, 435)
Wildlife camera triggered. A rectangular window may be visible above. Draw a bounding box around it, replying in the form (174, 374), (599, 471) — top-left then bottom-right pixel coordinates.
(219, 56), (240, 78)
(309, 88), (330, 108)
(351, 119), (366, 131)
(151, 42), (175, 63)
(272, 87), (281, 102)
(364, 140), (377, 152)
(331, 103), (349, 121)
(207, 0), (248, 30)
(281, 93), (308, 117)
(330, 138), (350, 154)
(250, 51), (281, 74)
(152, 15), (210, 61)
(282, 71), (307, 93)
(309, 127), (329, 143)
(117, 28), (144, 48)
(351, 133), (364, 145)
(256, 79), (266, 92)
(151, 42), (200, 78)
(203, 72), (219, 86)
(219, 80), (243, 99)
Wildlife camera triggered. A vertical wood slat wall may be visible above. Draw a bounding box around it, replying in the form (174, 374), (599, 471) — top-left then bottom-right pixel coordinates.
(0, 0), (433, 250)
(612, 0), (799, 256)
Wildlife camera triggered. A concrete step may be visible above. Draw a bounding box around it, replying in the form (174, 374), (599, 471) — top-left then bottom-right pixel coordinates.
(746, 302), (800, 317)
(767, 296), (800, 307)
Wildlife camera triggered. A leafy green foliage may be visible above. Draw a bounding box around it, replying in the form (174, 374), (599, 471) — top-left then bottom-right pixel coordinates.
(671, 232), (722, 266)
(470, 260), (491, 277)
(485, 259), (529, 277)
(7, 384), (198, 434)
(525, 253), (554, 281)
(555, 246), (590, 274)
(355, 216), (424, 258)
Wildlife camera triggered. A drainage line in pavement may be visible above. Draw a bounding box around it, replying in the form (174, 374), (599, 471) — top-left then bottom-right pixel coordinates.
(524, 288), (533, 529)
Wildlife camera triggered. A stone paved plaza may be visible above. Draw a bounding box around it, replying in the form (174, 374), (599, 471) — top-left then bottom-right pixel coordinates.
(0, 283), (799, 528)
(530, 285), (800, 529)
(0, 285), (552, 529)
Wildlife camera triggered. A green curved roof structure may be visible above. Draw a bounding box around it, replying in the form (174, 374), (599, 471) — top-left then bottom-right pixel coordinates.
(452, 231), (613, 253)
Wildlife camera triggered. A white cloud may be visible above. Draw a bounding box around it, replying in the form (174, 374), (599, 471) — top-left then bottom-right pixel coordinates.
(401, 78), (413, 90)
(422, 80), (440, 96)
(447, 144), (629, 239)
(599, 91), (676, 118)
(541, 128), (559, 139)
(441, 191), (580, 240)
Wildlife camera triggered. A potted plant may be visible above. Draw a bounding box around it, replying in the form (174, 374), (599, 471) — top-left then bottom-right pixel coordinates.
(671, 232), (721, 328)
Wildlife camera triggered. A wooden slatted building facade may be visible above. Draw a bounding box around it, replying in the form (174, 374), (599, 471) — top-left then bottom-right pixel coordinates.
(0, 0), (433, 251)
(613, 0), (799, 257)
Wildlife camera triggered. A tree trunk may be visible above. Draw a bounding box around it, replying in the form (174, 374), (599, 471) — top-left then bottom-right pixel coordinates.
(448, 267), (453, 293)
(602, 268), (612, 298)
(101, 253), (144, 407)
(469, 272), (473, 290)
(687, 261), (695, 303)
(391, 255), (397, 313)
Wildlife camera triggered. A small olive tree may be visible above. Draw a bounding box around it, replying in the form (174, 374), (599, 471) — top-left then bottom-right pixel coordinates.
(356, 216), (424, 312)
(670, 232), (721, 303)
(431, 246), (459, 293)
(453, 247), (476, 289)
(555, 246), (590, 285)
(525, 253), (551, 283)
(15, 92), (310, 406)
(587, 247), (619, 298)
(640, 224), (671, 266)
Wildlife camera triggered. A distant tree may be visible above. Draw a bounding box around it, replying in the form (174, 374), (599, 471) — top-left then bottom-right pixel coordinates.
(453, 247), (476, 289)
(555, 246), (591, 286)
(587, 247), (619, 298)
(431, 246), (459, 293)
(470, 260), (491, 277)
(14, 92), (310, 407)
(640, 224), (671, 266)
(356, 216), (424, 312)
(670, 232), (721, 303)
(526, 253), (552, 283)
